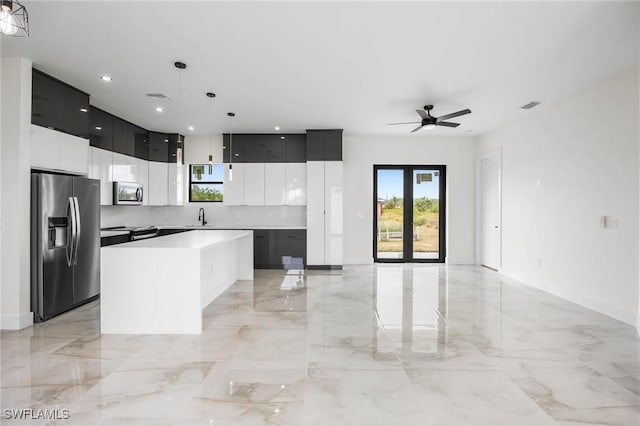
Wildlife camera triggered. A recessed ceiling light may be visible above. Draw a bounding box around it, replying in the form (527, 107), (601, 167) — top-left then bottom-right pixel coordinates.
(155, 106), (163, 113)
(280, 136), (285, 140)
(79, 108), (88, 113)
(164, 139), (169, 143)
(95, 126), (102, 130)
(100, 75), (112, 82)
(188, 126), (194, 131)
(274, 126), (280, 131)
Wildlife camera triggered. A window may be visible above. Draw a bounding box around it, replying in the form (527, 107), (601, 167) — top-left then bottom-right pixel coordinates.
(189, 164), (224, 202)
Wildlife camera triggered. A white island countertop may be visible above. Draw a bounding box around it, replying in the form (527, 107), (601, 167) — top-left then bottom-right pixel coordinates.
(157, 225), (307, 230)
(110, 229), (251, 249)
(101, 229), (254, 334)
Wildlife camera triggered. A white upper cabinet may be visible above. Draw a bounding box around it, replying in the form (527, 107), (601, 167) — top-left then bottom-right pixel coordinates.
(223, 163), (244, 206)
(286, 163), (307, 205)
(88, 147), (113, 205)
(244, 163), (265, 206)
(167, 163), (184, 206)
(148, 161), (168, 206)
(31, 125), (88, 175)
(264, 163), (286, 206)
(111, 152), (137, 183)
(138, 158), (149, 206)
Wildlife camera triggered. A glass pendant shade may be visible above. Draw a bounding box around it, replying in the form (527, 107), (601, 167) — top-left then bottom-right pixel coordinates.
(208, 155), (213, 174)
(0, 0), (29, 37)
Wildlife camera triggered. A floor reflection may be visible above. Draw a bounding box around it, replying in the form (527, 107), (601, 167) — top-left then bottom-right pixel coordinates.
(374, 265), (449, 358)
(252, 269), (307, 312)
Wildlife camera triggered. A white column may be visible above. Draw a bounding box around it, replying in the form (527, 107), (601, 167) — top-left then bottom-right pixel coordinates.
(637, 65), (640, 337)
(1, 57), (33, 329)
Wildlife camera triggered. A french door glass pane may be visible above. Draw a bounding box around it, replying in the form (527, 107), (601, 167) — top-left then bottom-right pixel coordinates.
(376, 169), (404, 259)
(412, 169), (440, 259)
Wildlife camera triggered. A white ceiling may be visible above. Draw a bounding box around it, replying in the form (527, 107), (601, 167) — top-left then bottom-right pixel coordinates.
(2, 1), (639, 137)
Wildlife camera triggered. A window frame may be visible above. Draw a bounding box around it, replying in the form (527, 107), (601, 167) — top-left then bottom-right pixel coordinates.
(188, 164), (224, 203)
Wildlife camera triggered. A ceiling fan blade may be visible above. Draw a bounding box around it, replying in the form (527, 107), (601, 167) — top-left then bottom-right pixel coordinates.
(416, 109), (428, 119)
(410, 125), (424, 133)
(388, 121), (421, 125)
(436, 108), (471, 121)
(436, 121), (460, 128)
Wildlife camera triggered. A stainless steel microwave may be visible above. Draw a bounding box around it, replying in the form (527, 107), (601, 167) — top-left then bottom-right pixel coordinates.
(113, 182), (143, 205)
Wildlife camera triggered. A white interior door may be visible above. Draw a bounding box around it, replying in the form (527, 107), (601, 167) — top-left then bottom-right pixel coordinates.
(481, 156), (501, 269)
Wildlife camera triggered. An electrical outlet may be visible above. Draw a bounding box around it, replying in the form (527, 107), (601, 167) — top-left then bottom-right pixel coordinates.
(600, 216), (619, 229)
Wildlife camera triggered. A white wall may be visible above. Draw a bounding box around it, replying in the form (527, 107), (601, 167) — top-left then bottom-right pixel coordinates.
(477, 65), (640, 326)
(342, 136), (476, 265)
(1, 58), (33, 329)
(100, 135), (307, 228)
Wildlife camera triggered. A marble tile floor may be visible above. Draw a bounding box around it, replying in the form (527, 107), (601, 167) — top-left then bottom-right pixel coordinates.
(1, 265), (639, 426)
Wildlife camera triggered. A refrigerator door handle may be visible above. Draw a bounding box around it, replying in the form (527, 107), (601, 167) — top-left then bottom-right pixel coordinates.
(67, 197), (76, 267)
(72, 197), (81, 265)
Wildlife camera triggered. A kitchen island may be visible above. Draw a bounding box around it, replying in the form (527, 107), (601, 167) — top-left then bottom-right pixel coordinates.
(100, 230), (253, 334)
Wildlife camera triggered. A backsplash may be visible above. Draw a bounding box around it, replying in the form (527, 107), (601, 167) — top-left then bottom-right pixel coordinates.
(101, 205), (306, 228)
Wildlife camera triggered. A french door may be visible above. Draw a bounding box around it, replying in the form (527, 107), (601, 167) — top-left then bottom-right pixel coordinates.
(373, 165), (446, 263)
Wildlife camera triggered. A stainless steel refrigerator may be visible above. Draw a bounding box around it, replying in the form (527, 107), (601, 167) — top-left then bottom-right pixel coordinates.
(31, 173), (100, 322)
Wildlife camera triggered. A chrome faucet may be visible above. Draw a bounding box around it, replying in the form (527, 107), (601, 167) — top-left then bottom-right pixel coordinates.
(198, 208), (207, 226)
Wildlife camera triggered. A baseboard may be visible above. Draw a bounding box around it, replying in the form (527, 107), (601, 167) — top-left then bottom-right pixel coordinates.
(498, 268), (637, 327)
(307, 265), (343, 270)
(1, 312), (33, 330)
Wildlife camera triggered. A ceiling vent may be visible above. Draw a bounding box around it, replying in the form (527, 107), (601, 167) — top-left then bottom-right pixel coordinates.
(521, 101), (540, 110)
(146, 93), (171, 100)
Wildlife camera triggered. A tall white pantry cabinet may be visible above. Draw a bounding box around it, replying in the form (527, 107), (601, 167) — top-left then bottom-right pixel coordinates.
(306, 161), (343, 267)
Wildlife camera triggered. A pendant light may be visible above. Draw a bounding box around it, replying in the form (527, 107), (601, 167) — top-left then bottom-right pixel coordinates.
(0, 0), (28, 37)
(206, 92), (216, 174)
(227, 112), (235, 181)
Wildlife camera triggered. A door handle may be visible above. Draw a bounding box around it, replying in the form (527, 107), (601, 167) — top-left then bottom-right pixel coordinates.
(67, 197), (75, 267)
(494, 225), (499, 229)
(73, 197), (81, 265)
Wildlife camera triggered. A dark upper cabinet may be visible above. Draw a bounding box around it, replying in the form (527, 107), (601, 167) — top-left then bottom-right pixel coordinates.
(223, 134), (245, 163)
(89, 106), (113, 150)
(32, 69), (90, 139)
(134, 127), (149, 160)
(305, 131), (324, 161)
(167, 134), (184, 163)
(112, 117), (136, 156)
(306, 129), (343, 161)
(149, 132), (169, 162)
(285, 134), (307, 162)
(224, 134), (305, 163)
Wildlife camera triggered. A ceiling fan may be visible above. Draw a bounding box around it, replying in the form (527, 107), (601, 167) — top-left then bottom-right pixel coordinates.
(389, 105), (471, 133)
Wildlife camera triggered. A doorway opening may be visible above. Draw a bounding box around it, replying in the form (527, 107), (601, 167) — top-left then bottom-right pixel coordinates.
(373, 165), (446, 263)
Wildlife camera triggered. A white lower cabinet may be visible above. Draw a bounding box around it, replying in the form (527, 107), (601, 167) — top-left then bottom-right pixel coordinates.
(223, 163), (244, 205)
(244, 163), (265, 206)
(89, 147), (113, 205)
(31, 124), (89, 175)
(265, 163), (286, 205)
(148, 161), (168, 206)
(306, 161), (343, 267)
